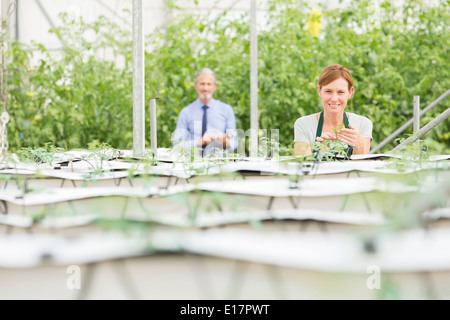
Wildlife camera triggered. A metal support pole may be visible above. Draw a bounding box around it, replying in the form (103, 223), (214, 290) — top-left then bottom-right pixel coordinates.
(249, 0), (258, 158)
(94, 0), (131, 27)
(14, 0), (18, 41)
(413, 95), (420, 144)
(391, 107), (450, 152)
(370, 89), (450, 153)
(34, 0), (55, 28)
(15, 0), (18, 41)
(413, 96), (420, 133)
(0, 1), (15, 160)
(132, 0), (145, 157)
(150, 98), (157, 156)
(34, 0), (64, 46)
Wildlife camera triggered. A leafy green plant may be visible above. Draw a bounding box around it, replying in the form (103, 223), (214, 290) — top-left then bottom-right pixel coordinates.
(332, 124), (344, 136)
(16, 142), (65, 166)
(384, 137), (431, 172)
(313, 139), (349, 161)
(86, 140), (122, 161)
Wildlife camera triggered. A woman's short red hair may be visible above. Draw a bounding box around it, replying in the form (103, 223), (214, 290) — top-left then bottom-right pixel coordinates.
(318, 64), (353, 90)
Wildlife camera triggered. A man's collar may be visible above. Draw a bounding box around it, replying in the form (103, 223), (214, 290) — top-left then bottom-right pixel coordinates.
(197, 98), (215, 107)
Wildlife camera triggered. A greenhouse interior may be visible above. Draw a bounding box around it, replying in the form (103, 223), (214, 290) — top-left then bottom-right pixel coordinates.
(0, 0), (449, 301)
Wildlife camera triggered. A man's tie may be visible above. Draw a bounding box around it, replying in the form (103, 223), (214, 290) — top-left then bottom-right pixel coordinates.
(201, 105), (208, 137)
(201, 105), (208, 156)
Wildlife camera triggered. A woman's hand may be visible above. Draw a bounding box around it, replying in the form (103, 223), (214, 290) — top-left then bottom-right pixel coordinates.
(336, 124), (362, 148)
(315, 131), (337, 143)
(336, 124), (371, 154)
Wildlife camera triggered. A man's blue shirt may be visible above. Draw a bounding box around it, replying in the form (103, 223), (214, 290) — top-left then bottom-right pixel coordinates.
(172, 98), (237, 152)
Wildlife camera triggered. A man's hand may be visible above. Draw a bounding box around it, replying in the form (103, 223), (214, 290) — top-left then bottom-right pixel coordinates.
(215, 133), (232, 148)
(197, 133), (216, 147)
(197, 133), (232, 148)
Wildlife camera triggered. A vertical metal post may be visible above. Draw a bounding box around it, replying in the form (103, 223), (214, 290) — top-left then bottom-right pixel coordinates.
(0, 0), (15, 160)
(413, 95), (420, 143)
(149, 98), (157, 156)
(250, 0), (258, 158)
(270, 129), (279, 160)
(132, 0), (145, 156)
(15, 0), (18, 41)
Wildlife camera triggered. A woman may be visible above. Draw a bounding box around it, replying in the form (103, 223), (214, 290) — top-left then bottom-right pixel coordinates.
(293, 64), (373, 157)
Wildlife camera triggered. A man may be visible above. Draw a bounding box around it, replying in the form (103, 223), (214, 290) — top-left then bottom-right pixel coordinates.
(172, 68), (237, 156)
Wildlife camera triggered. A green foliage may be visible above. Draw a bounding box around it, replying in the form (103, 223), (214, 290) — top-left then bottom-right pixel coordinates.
(313, 139), (349, 161)
(8, 14), (133, 151)
(5, 0), (450, 154)
(86, 140), (122, 161)
(16, 142), (65, 166)
(385, 137), (432, 172)
(332, 124), (344, 135)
